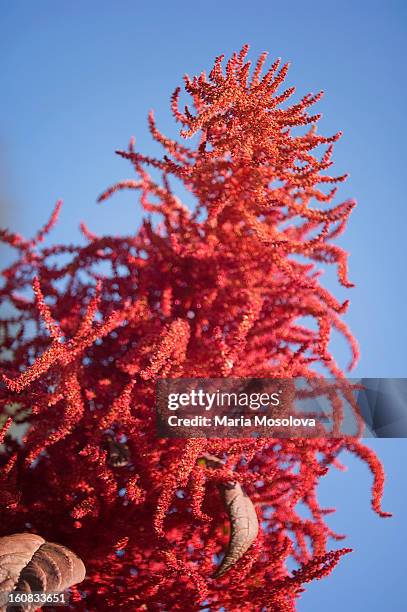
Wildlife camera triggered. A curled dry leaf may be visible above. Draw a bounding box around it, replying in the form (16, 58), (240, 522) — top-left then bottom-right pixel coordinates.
(199, 453), (225, 469)
(214, 482), (259, 578)
(0, 533), (86, 611)
(103, 435), (130, 467)
(197, 454), (259, 577)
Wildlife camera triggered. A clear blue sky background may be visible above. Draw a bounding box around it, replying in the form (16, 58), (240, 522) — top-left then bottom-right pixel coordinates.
(1, 2), (406, 610)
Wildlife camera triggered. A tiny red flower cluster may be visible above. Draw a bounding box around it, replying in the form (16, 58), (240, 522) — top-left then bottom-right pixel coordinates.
(0, 46), (389, 611)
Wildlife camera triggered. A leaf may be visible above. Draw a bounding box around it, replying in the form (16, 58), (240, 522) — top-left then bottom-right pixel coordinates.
(0, 533), (86, 610)
(196, 454), (259, 578)
(200, 453), (225, 469)
(104, 435), (130, 467)
(214, 482), (259, 578)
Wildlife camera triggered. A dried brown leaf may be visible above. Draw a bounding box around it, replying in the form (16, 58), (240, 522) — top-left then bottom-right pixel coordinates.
(214, 482), (259, 578)
(199, 453), (225, 469)
(104, 435), (131, 467)
(0, 533), (86, 611)
(196, 454), (259, 577)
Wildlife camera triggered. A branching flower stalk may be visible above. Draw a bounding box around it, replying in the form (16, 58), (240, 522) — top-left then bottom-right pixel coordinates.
(0, 46), (390, 611)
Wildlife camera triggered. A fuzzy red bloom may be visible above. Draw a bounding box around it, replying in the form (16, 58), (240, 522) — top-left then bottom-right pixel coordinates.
(0, 46), (389, 610)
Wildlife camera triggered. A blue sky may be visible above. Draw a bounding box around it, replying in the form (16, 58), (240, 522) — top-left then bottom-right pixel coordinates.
(1, 2), (406, 610)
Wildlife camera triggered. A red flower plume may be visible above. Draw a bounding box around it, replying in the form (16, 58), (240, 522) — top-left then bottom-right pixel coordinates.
(0, 46), (389, 610)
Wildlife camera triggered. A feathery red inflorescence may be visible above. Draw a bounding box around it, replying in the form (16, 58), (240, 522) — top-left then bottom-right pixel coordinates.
(0, 46), (389, 610)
